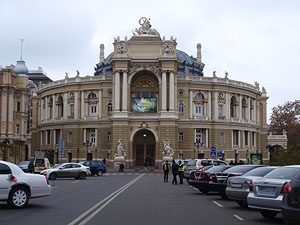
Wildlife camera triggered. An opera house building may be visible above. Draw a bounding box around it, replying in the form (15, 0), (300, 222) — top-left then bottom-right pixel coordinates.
(31, 18), (269, 167)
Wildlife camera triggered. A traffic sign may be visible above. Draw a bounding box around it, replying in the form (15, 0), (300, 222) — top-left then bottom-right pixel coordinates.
(211, 146), (216, 152)
(217, 151), (223, 158)
(210, 151), (216, 158)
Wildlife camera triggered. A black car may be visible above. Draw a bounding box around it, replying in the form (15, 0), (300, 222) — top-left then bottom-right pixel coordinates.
(282, 170), (300, 225)
(17, 161), (34, 173)
(208, 164), (264, 199)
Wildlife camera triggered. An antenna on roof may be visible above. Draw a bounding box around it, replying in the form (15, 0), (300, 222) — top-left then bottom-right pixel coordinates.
(20, 39), (24, 60)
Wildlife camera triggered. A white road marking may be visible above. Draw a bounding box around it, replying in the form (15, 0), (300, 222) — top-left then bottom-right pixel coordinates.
(212, 201), (223, 208)
(193, 187), (199, 192)
(51, 186), (58, 189)
(67, 174), (144, 225)
(149, 174), (153, 175)
(233, 215), (244, 221)
(71, 181), (80, 184)
(156, 174), (160, 176)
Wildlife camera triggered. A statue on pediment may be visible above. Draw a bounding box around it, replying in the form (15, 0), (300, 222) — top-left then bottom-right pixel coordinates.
(132, 17), (160, 36)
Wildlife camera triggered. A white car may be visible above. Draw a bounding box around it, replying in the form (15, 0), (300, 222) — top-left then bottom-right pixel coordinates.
(0, 160), (51, 208)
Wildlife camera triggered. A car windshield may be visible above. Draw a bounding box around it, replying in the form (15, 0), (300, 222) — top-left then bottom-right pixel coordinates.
(186, 160), (196, 166)
(18, 161), (30, 166)
(224, 165), (257, 174)
(205, 166), (229, 173)
(264, 167), (300, 180)
(242, 166), (274, 177)
(35, 159), (45, 166)
(52, 164), (61, 168)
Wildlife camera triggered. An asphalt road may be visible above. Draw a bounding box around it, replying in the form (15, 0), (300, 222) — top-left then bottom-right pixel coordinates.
(0, 172), (285, 225)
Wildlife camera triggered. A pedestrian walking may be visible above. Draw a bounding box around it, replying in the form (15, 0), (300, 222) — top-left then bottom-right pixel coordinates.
(178, 160), (184, 184)
(102, 158), (106, 165)
(171, 160), (178, 185)
(163, 160), (171, 182)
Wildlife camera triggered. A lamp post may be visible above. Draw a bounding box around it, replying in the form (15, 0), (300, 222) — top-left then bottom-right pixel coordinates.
(194, 140), (202, 159)
(95, 148), (97, 160)
(83, 140), (91, 160)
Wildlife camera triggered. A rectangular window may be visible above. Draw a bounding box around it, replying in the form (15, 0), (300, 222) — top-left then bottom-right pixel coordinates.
(90, 105), (97, 115)
(252, 132), (256, 146)
(46, 130), (51, 145)
(137, 92), (141, 98)
(233, 130), (239, 146)
(70, 104), (74, 117)
(89, 129), (96, 144)
(107, 132), (111, 141)
(17, 102), (20, 112)
(55, 129), (61, 145)
(16, 124), (20, 135)
(220, 133), (225, 145)
(142, 92), (149, 98)
(195, 129), (202, 144)
(218, 104), (223, 116)
(179, 132), (184, 141)
(150, 92), (155, 98)
(68, 132), (72, 143)
(244, 131), (249, 146)
(41, 131), (45, 145)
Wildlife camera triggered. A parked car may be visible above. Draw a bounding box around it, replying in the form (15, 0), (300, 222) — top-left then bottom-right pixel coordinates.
(0, 160), (51, 208)
(17, 161), (34, 173)
(247, 165), (300, 219)
(209, 164), (264, 199)
(184, 159), (228, 180)
(282, 170), (300, 225)
(226, 166), (278, 207)
(188, 165), (231, 194)
(79, 160), (106, 176)
(33, 158), (51, 173)
(40, 163), (91, 180)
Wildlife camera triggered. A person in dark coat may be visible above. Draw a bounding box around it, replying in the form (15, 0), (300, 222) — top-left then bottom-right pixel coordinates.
(102, 158), (106, 165)
(171, 160), (179, 185)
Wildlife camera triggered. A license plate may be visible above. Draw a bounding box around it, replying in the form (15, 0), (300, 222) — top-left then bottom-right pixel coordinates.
(231, 183), (242, 188)
(258, 187), (275, 194)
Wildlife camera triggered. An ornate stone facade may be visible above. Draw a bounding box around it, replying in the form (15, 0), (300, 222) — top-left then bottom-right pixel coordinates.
(31, 19), (270, 167)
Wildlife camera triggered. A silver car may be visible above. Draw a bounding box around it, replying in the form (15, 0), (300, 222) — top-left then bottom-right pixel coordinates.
(247, 165), (300, 219)
(41, 163), (91, 180)
(0, 161), (51, 208)
(226, 166), (277, 207)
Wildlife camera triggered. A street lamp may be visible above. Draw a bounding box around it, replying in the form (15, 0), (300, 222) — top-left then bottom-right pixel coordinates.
(194, 140), (202, 159)
(95, 148), (97, 160)
(83, 140), (91, 160)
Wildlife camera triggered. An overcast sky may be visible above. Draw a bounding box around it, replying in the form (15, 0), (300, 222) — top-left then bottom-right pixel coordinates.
(1, 0), (299, 121)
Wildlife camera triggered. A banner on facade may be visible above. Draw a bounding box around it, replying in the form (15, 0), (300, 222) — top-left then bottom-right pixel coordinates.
(250, 154), (262, 165)
(131, 98), (157, 112)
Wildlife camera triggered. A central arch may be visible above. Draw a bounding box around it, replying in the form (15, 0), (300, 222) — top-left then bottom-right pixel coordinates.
(132, 129), (156, 166)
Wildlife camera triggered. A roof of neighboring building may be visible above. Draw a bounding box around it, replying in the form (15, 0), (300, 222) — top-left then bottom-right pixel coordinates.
(94, 49), (205, 76)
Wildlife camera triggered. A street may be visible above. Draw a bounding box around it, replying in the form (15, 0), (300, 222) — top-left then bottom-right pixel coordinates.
(0, 172), (285, 225)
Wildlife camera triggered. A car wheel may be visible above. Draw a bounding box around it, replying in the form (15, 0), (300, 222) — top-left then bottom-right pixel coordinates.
(260, 210), (277, 219)
(97, 170), (103, 176)
(219, 192), (228, 199)
(199, 188), (209, 194)
(79, 172), (86, 180)
(49, 173), (57, 180)
(236, 200), (248, 208)
(8, 187), (29, 208)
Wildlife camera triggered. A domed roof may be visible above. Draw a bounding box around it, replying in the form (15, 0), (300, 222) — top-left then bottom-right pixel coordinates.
(14, 60), (29, 76)
(94, 49), (204, 76)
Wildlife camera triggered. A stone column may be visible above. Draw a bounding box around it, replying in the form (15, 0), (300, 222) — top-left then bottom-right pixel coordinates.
(122, 72), (128, 111)
(74, 92), (79, 119)
(95, 129), (98, 147)
(208, 91), (211, 119)
(162, 72), (167, 111)
(254, 100), (257, 122)
(1, 92), (7, 125)
(22, 93), (25, 112)
(9, 92), (14, 123)
(189, 90), (193, 119)
(169, 72), (175, 110)
(52, 95), (56, 119)
(45, 96), (48, 120)
(41, 99), (44, 121)
(63, 93), (68, 119)
(247, 97), (251, 120)
(83, 128), (87, 143)
(98, 90), (102, 118)
(114, 71), (120, 111)
(214, 92), (218, 119)
(81, 91), (85, 119)
(226, 93), (230, 119)
(239, 96), (243, 120)
(205, 129), (208, 147)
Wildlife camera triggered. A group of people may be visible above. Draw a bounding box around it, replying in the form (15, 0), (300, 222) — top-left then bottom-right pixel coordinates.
(162, 160), (184, 184)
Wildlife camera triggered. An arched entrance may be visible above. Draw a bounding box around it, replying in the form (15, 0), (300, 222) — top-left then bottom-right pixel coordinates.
(133, 129), (156, 166)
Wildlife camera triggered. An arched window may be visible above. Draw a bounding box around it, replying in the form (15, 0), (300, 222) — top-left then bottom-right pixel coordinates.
(178, 103), (184, 115)
(230, 96), (238, 118)
(48, 97), (53, 119)
(242, 98), (247, 119)
(107, 103), (112, 115)
(194, 93), (205, 117)
(88, 92), (97, 116)
(57, 96), (63, 118)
